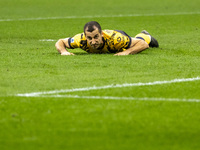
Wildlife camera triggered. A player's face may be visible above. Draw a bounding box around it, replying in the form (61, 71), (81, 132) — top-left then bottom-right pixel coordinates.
(85, 27), (103, 49)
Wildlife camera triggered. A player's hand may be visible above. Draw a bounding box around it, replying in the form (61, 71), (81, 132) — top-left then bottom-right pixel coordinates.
(61, 51), (75, 55)
(114, 51), (129, 56)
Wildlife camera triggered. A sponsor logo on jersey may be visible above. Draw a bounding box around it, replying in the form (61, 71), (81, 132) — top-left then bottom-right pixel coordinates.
(71, 38), (74, 43)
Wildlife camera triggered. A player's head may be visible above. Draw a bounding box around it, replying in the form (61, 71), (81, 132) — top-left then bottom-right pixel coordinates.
(84, 21), (102, 34)
(84, 21), (103, 49)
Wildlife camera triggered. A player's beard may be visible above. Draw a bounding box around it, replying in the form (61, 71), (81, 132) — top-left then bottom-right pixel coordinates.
(90, 38), (103, 49)
(91, 44), (100, 49)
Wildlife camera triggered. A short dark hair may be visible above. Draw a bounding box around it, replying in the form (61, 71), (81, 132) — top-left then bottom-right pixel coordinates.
(84, 21), (102, 34)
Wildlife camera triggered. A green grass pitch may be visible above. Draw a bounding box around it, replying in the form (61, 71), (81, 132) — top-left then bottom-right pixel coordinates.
(0, 0), (200, 149)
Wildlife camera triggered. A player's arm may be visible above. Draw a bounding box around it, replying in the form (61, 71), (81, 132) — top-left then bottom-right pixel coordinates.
(114, 38), (149, 56)
(55, 38), (75, 55)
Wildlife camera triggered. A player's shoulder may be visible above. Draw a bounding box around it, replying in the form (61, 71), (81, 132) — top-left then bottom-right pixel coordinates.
(102, 29), (115, 36)
(69, 32), (87, 49)
(103, 30), (120, 42)
(73, 32), (86, 40)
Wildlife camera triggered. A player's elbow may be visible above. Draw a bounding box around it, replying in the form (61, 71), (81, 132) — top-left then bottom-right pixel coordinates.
(55, 39), (62, 48)
(55, 39), (65, 54)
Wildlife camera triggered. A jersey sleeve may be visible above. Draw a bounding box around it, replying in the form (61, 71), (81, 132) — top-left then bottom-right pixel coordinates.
(68, 33), (86, 49)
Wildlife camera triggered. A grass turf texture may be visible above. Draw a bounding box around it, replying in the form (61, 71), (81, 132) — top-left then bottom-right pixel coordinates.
(0, 0), (200, 149)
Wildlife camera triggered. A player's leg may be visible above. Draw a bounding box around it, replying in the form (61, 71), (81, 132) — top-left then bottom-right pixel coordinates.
(141, 30), (159, 48)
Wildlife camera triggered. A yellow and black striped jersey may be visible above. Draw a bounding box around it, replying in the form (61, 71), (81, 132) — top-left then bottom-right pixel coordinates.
(68, 30), (131, 53)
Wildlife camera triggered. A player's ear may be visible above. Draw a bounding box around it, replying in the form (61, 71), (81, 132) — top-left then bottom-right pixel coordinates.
(101, 31), (103, 36)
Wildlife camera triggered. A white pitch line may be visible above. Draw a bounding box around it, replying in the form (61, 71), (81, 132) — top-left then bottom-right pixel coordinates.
(16, 76), (200, 97)
(28, 94), (200, 103)
(0, 12), (199, 22)
(39, 39), (56, 42)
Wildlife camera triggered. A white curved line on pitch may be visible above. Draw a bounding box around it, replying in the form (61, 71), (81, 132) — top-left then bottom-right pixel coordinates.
(0, 12), (199, 22)
(16, 76), (200, 97)
(28, 94), (200, 103)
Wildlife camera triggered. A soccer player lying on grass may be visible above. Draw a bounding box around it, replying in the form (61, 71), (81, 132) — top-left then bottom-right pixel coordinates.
(55, 21), (159, 56)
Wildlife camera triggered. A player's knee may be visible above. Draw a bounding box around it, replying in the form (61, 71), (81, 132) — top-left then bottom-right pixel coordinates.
(140, 39), (149, 49)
